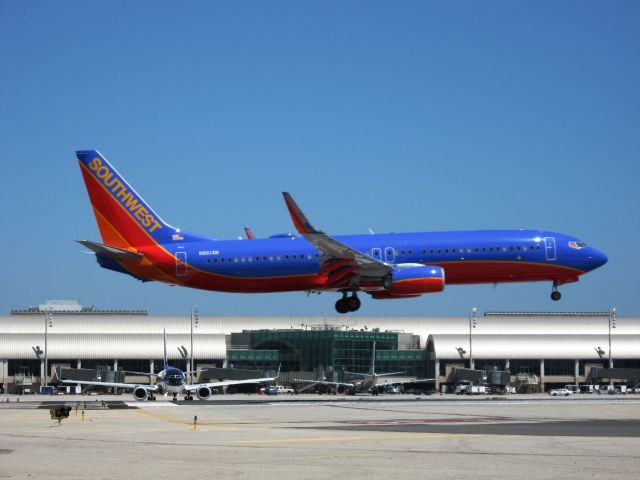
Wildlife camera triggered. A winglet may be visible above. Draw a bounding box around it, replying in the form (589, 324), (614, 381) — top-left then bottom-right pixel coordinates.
(282, 192), (323, 235)
(244, 226), (256, 240)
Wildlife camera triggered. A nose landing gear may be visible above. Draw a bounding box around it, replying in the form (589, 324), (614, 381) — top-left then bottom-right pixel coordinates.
(551, 283), (562, 301)
(335, 292), (361, 314)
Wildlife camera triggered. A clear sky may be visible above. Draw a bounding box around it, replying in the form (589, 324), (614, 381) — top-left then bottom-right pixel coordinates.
(1, 1), (638, 317)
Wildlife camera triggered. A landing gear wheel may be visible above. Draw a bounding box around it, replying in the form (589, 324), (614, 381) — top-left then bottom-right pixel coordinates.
(346, 296), (361, 312)
(335, 298), (349, 314)
(551, 291), (561, 301)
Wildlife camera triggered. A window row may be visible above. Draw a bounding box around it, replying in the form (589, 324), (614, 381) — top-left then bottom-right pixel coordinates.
(398, 244), (543, 256)
(206, 253), (321, 264)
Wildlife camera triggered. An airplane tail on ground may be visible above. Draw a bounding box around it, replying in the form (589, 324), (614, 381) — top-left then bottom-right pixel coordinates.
(76, 150), (187, 249)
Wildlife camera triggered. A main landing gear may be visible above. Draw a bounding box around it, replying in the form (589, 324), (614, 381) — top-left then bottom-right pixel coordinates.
(551, 283), (562, 301)
(335, 292), (361, 314)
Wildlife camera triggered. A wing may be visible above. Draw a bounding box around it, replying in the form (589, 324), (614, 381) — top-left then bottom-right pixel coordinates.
(282, 193), (392, 285)
(183, 375), (276, 392)
(58, 377), (158, 392)
(293, 379), (354, 388)
(56, 369), (157, 391)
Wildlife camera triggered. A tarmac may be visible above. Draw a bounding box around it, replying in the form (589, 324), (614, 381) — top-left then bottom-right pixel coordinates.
(1, 393), (640, 479)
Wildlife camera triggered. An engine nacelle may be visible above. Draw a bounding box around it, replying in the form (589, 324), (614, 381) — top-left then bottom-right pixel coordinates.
(380, 265), (445, 297)
(196, 386), (211, 400)
(132, 386), (149, 401)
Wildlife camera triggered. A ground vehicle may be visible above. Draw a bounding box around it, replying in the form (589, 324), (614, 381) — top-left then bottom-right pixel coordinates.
(454, 385), (486, 395)
(465, 385), (487, 395)
(275, 385), (294, 394)
(579, 384), (598, 394)
(549, 388), (573, 396)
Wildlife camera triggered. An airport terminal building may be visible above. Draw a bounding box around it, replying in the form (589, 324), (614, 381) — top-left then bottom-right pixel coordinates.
(1, 300), (639, 393)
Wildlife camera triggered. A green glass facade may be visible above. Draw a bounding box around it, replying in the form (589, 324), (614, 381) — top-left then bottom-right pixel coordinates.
(229, 329), (426, 378)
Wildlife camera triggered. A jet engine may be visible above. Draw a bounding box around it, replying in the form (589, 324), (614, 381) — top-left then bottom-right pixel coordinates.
(376, 265), (445, 298)
(196, 386), (211, 400)
(132, 386), (149, 401)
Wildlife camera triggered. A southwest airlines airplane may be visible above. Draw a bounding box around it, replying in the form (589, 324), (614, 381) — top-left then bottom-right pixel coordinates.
(76, 150), (607, 314)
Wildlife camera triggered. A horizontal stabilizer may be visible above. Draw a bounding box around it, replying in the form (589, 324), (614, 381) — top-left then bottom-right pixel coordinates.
(77, 240), (144, 262)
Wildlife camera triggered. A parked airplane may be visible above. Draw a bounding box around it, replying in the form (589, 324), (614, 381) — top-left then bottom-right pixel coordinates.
(295, 341), (405, 394)
(57, 331), (277, 401)
(76, 150), (608, 314)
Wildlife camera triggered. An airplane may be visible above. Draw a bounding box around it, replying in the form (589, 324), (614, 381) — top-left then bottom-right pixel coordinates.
(295, 341), (405, 394)
(57, 331), (278, 401)
(76, 150), (608, 314)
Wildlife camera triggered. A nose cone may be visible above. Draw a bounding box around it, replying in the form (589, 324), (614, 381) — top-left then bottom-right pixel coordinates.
(587, 248), (608, 271)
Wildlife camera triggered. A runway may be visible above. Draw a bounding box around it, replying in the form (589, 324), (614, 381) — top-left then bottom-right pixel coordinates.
(1, 394), (639, 479)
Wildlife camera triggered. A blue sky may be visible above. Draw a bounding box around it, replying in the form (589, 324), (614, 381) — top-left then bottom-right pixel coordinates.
(1, 1), (638, 317)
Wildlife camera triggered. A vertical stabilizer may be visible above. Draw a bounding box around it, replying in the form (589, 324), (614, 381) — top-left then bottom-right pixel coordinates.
(76, 150), (177, 248)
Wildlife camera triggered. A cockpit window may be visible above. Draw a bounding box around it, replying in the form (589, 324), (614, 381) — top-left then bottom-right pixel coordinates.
(569, 241), (587, 249)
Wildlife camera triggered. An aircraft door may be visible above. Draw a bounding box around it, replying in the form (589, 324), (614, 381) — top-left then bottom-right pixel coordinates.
(175, 251), (188, 276)
(544, 237), (557, 261)
(371, 248), (382, 261)
(384, 247), (395, 263)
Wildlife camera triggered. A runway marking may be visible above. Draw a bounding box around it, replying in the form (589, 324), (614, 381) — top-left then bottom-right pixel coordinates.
(231, 432), (470, 445)
(338, 417), (543, 426)
(126, 402), (178, 407)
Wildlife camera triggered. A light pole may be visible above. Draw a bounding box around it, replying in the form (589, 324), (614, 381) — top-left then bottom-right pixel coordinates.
(190, 307), (199, 384)
(469, 307), (478, 370)
(44, 308), (53, 387)
(608, 307), (616, 369)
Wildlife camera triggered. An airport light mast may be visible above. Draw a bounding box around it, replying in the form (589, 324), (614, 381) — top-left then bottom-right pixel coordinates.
(469, 307), (478, 370)
(44, 307), (53, 387)
(609, 307), (616, 369)
(190, 307), (199, 384)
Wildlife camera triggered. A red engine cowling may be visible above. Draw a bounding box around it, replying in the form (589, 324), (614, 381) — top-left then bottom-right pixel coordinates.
(373, 265), (445, 298)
